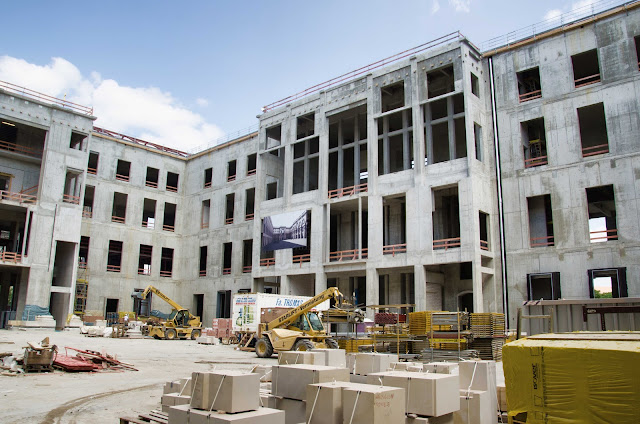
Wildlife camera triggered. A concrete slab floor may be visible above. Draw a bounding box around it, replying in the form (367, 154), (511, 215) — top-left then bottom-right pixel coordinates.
(0, 328), (277, 424)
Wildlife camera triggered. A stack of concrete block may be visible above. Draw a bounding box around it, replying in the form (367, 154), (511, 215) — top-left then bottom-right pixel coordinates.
(367, 371), (459, 419)
(496, 383), (507, 412)
(162, 377), (193, 413)
(407, 365), (425, 373)
(167, 370), (284, 424)
(252, 365), (272, 382)
(343, 385), (405, 423)
(422, 362), (459, 375)
(352, 353), (398, 382)
(346, 353), (356, 373)
(311, 348), (347, 367)
(196, 336), (220, 345)
(453, 360), (497, 424)
(277, 350), (323, 365)
(270, 364), (350, 424)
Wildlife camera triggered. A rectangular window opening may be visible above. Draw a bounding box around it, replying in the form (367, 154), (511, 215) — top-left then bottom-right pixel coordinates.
(242, 240), (253, 273)
(572, 49), (601, 87)
(87, 152), (99, 175)
(516, 67), (542, 102)
(116, 160), (131, 182)
(111, 192), (127, 224)
(227, 160), (236, 182)
(78, 236), (89, 269)
(247, 153), (257, 176)
(145, 167), (159, 188)
(432, 186), (461, 250)
(70, 131), (87, 151)
(470, 72), (480, 97)
(138, 244), (152, 275)
(378, 110), (413, 175)
(82, 185), (94, 219)
(527, 272), (561, 300)
(107, 240), (123, 272)
(204, 168), (212, 188)
(589, 268), (627, 298)
(201, 200), (210, 229)
(292, 137), (320, 194)
(225, 194), (234, 224)
(527, 194), (554, 247)
(222, 242), (232, 275)
(63, 171), (82, 205)
(199, 246), (207, 277)
(296, 113), (315, 139)
(160, 247), (173, 278)
(266, 124), (282, 149)
(427, 65), (454, 99)
(163, 202), (176, 232)
(578, 103), (609, 157)
(245, 188), (255, 220)
(522, 118), (548, 167)
(142, 198), (156, 229)
(166, 172), (179, 192)
(474, 123), (482, 162)
(587, 185), (617, 243)
(479, 211), (489, 250)
(381, 81), (405, 113)
(383, 196), (407, 256)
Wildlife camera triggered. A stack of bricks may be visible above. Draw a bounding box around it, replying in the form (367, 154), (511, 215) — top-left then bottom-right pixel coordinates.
(166, 370), (284, 423)
(211, 318), (233, 338)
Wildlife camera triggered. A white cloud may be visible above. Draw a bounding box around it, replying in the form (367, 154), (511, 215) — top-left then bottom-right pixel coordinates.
(196, 97), (209, 107)
(431, 0), (441, 15)
(0, 55), (224, 152)
(544, 9), (562, 21)
(449, 0), (471, 13)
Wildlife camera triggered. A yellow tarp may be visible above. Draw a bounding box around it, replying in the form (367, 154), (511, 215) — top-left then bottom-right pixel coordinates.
(503, 333), (640, 423)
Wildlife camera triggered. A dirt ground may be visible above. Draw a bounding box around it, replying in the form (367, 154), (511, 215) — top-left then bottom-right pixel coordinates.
(0, 327), (276, 424)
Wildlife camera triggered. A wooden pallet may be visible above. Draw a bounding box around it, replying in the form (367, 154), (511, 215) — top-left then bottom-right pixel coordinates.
(120, 410), (167, 424)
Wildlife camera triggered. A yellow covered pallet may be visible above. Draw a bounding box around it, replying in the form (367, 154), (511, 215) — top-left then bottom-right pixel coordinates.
(503, 332), (640, 424)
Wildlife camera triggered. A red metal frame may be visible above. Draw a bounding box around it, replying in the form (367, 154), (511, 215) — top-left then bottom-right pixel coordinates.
(590, 229), (617, 242)
(433, 237), (461, 250)
(145, 180), (158, 188)
(87, 167), (97, 175)
(166, 185), (178, 193)
(260, 257), (275, 267)
(243, 265), (252, 273)
(201, 222), (209, 229)
(292, 254), (311, 266)
(163, 224), (175, 232)
(227, 175), (236, 182)
(245, 213), (254, 221)
(328, 183), (368, 200)
(199, 270), (206, 277)
(204, 181), (212, 189)
(93, 126), (188, 157)
(138, 268), (151, 276)
(225, 217), (234, 225)
(382, 243), (407, 256)
(141, 220), (155, 229)
(78, 261), (87, 269)
(0, 251), (22, 263)
(0, 190), (37, 204)
(247, 169), (257, 176)
(115, 174), (130, 182)
(574, 73), (600, 88)
(222, 268), (231, 275)
(518, 89), (542, 102)
(111, 216), (125, 224)
(329, 248), (368, 262)
(582, 143), (609, 157)
(480, 240), (489, 251)
(524, 155), (548, 168)
(63, 194), (81, 205)
(106, 264), (121, 272)
(530, 235), (554, 247)
(160, 270), (172, 277)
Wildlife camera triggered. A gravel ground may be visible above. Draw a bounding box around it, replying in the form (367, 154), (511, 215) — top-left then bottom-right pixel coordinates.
(0, 327), (276, 424)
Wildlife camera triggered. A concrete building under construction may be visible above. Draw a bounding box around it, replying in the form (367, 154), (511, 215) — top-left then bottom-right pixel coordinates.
(1, 2), (639, 330)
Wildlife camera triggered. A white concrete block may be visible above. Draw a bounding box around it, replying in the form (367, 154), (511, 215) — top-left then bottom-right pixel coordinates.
(454, 390), (493, 424)
(312, 348), (347, 367)
(354, 353), (398, 375)
(342, 385), (405, 424)
(272, 364), (349, 401)
(191, 371), (259, 413)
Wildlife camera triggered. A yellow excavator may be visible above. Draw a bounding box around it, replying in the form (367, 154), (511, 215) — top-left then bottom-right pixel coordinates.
(255, 287), (361, 357)
(136, 285), (202, 340)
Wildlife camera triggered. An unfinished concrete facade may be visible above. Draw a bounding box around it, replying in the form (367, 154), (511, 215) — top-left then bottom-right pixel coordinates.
(1, 4), (639, 329)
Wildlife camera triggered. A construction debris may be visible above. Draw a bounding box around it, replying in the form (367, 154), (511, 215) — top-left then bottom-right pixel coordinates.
(55, 346), (138, 372)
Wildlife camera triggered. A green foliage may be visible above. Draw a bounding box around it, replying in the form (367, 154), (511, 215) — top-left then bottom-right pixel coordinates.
(594, 289), (612, 299)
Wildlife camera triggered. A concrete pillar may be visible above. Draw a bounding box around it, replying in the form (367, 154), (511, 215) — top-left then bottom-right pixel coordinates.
(280, 274), (290, 295)
(473, 262), (484, 313)
(315, 270), (327, 294)
(365, 267), (378, 319)
(414, 264), (427, 311)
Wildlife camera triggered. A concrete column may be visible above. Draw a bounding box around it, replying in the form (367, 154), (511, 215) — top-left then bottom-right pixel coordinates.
(365, 267), (378, 319)
(315, 270), (327, 294)
(280, 274), (290, 295)
(413, 264), (427, 311)
(473, 262), (484, 313)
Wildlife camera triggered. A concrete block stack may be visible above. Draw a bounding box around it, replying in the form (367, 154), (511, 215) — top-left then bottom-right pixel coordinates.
(422, 362), (459, 375)
(162, 377), (193, 413)
(277, 351), (324, 365)
(311, 348), (347, 367)
(211, 318), (233, 338)
(351, 352), (397, 382)
(269, 364), (350, 424)
(166, 371), (284, 424)
(453, 360), (497, 424)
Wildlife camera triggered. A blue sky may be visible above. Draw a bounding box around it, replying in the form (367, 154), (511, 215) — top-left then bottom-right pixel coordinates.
(0, 0), (626, 151)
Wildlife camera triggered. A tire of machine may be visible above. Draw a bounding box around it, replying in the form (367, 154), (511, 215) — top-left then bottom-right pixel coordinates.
(165, 328), (177, 340)
(293, 339), (314, 351)
(325, 338), (339, 349)
(190, 329), (201, 340)
(255, 337), (274, 358)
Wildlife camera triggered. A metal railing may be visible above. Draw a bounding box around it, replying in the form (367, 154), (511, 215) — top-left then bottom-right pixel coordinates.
(260, 257), (275, 267)
(111, 215), (125, 224)
(480, 240), (489, 251)
(0, 190), (37, 204)
(518, 89), (542, 102)
(433, 237), (461, 250)
(106, 264), (121, 272)
(145, 180), (158, 188)
(574, 73), (601, 88)
(0, 80), (93, 115)
(582, 143), (609, 157)
(590, 229), (618, 242)
(63, 194), (81, 205)
(292, 254), (311, 266)
(163, 224), (175, 232)
(225, 217), (234, 225)
(262, 32), (464, 112)
(142, 220), (155, 229)
(93, 126), (189, 157)
(328, 183), (368, 199)
(82, 210), (92, 219)
(138, 268), (151, 276)
(78, 261), (87, 269)
(160, 270), (172, 277)
(222, 267), (231, 275)
(329, 248), (368, 262)
(0, 139), (43, 158)
(524, 155), (548, 168)
(166, 185), (178, 193)
(0, 251), (22, 263)
(247, 169), (257, 176)
(245, 213), (254, 221)
(227, 175), (236, 182)
(115, 173), (130, 182)
(382, 243), (407, 256)
(243, 265), (252, 273)
(204, 181), (212, 189)
(481, 0), (637, 52)
(201, 222), (209, 229)
(530, 235), (555, 247)
(87, 167), (97, 175)
(199, 270), (206, 277)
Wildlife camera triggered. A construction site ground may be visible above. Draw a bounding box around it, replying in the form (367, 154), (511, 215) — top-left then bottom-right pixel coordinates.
(0, 328), (276, 424)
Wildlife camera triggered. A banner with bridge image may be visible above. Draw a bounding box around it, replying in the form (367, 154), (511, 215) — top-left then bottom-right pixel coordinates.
(261, 210), (307, 252)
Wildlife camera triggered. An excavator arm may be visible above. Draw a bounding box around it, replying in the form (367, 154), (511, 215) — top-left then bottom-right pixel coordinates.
(264, 287), (343, 331)
(139, 285), (185, 312)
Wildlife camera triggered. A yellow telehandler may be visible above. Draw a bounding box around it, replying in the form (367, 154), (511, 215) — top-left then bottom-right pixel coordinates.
(136, 285), (202, 340)
(255, 287), (361, 357)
